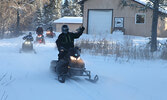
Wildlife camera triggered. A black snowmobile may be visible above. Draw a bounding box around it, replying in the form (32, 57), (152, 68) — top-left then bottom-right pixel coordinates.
(50, 47), (99, 83)
(19, 38), (36, 53)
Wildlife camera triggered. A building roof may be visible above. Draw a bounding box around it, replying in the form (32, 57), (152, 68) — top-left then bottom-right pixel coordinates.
(78, 0), (88, 4)
(54, 17), (83, 24)
(134, 0), (147, 5)
(80, 0), (167, 14)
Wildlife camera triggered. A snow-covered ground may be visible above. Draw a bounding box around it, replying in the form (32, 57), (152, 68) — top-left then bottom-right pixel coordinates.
(0, 32), (167, 100)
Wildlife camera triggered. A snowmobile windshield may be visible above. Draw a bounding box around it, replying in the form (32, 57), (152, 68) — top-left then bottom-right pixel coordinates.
(69, 47), (80, 58)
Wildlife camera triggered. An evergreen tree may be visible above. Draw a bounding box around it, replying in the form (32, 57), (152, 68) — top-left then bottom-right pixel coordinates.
(35, 8), (44, 27)
(72, 0), (82, 16)
(43, 0), (56, 27)
(62, 0), (71, 16)
(62, 0), (82, 17)
(55, 0), (62, 19)
(34, 0), (62, 28)
(34, 0), (46, 27)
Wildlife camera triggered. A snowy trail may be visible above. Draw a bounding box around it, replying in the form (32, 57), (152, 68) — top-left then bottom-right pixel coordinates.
(0, 35), (167, 100)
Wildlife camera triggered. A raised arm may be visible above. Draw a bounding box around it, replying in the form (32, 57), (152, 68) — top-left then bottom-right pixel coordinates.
(71, 26), (85, 38)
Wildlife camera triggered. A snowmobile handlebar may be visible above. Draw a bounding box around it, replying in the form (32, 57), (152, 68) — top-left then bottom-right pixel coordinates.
(58, 46), (81, 53)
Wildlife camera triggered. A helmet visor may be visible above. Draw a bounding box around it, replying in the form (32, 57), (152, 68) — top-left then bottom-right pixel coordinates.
(62, 27), (69, 34)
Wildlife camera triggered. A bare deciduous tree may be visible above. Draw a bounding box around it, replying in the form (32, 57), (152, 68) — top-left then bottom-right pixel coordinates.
(0, 0), (63, 38)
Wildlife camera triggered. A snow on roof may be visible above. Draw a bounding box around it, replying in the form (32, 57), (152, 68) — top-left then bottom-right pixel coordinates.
(54, 17), (83, 24)
(134, 0), (167, 14)
(134, 0), (148, 5)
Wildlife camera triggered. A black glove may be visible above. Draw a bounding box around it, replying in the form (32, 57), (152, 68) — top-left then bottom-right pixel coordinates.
(77, 26), (85, 32)
(23, 36), (26, 40)
(58, 47), (66, 52)
(80, 26), (85, 32)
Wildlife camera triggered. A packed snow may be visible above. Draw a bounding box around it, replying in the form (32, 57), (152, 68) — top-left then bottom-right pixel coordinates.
(0, 31), (167, 100)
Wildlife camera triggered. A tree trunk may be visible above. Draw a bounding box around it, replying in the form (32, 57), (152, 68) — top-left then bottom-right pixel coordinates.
(151, 0), (159, 52)
(1, 22), (4, 38)
(16, 9), (20, 36)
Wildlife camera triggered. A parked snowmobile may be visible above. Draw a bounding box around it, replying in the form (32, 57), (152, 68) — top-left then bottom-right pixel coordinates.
(19, 38), (36, 53)
(50, 47), (98, 83)
(35, 34), (45, 44)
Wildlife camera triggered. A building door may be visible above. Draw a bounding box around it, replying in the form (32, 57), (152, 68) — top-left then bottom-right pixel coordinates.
(88, 10), (112, 34)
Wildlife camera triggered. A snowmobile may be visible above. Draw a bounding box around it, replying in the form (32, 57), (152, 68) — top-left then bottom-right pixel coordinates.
(35, 34), (45, 44)
(50, 47), (99, 83)
(19, 40), (36, 53)
(46, 30), (55, 38)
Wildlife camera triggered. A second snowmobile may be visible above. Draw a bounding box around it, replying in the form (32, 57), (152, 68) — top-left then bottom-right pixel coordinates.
(20, 39), (36, 53)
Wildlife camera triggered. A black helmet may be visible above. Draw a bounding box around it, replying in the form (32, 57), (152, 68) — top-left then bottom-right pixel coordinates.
(61, 25), (69, 34)
(29, 32), (32, 35)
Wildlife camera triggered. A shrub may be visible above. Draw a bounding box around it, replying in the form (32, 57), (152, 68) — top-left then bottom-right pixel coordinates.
(75, 38), (165, 61)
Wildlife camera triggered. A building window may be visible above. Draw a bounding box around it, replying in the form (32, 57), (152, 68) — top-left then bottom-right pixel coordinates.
(135, 13), (146, 24)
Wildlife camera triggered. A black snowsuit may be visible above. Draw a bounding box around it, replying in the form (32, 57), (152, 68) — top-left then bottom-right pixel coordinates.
(36, 27), (43, 35)
(23, 35), (33, 41)
(56, 28), (84, 60)
(55, 27), (85, 77)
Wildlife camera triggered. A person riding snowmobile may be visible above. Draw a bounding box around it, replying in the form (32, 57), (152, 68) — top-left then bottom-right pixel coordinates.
(23, 32), (33, 41)
(46, 26), (55, 38)
(20, 32), (36, 53)
(36, 27), (45, 43)
(56, 25), (85, 60)
(36, 27), (43, 35)
(55, 25), (85, 79)
(47, 26), (53, 32)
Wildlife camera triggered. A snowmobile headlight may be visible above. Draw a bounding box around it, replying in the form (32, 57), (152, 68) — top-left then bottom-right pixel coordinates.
(25, 41), (31, 44)
(70, 56), (80, 61)
(70, 56), (77, 60)
(38, 35), (42, 38)
(77, 57), (80, 60)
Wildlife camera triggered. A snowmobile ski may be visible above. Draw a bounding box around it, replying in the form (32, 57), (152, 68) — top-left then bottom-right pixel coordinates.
(85, 75), (99, 83)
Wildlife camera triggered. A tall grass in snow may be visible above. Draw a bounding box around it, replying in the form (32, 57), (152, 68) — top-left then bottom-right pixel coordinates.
(75, 37), (167, 61)
(0, 73), (15, 100)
